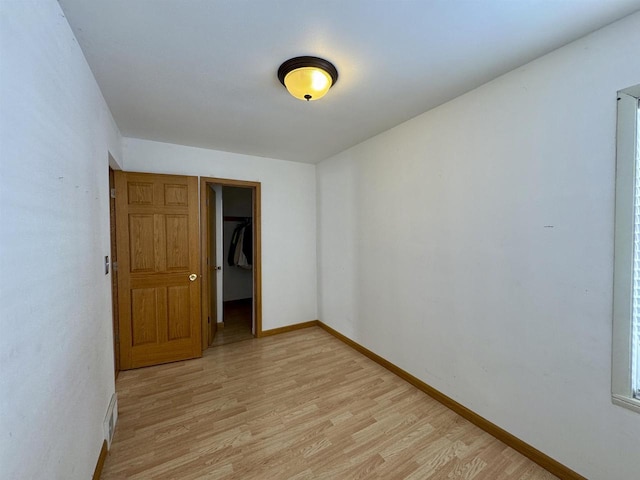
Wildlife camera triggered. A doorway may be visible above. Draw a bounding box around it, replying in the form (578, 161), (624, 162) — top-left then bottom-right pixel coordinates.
(200, 177), (262, 349)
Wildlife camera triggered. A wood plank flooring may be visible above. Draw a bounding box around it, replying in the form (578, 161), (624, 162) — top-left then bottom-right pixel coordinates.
(211, 299), (253, 347)
(101, 327), (558, 480)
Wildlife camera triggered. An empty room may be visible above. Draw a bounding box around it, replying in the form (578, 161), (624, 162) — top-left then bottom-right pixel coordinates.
(2, 1), (640, 479)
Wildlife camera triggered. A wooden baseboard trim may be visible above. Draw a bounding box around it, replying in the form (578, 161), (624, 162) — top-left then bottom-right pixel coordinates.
(316, 321), (585, 480)
(260, 320), (319, 337)
(92, 440), (108, 480)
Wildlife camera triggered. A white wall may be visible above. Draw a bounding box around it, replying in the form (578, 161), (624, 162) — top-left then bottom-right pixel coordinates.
(0, 2), (122, 479)
(123, 138), (318, 330)
(317, 12), (640, 480)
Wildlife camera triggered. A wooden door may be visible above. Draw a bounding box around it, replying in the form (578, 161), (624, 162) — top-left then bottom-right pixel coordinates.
(115, 171), (201, 369)
(207, 187), (218, 344)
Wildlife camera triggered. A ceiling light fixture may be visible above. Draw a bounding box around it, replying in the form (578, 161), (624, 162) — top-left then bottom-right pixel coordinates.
(278, 56), (338, 102)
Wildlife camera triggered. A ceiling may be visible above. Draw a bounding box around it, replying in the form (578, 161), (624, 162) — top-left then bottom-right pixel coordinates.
(58, 0), (640, 164)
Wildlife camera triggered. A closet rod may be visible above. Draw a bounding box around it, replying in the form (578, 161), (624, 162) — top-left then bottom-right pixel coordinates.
(223, 216), (251, 222)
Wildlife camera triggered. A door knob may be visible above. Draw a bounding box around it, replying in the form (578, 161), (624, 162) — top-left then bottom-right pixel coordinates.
(189, 273), (198, 281)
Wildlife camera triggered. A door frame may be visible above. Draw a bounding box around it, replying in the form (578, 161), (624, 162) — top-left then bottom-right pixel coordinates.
(109, 167), (120, 377)
(201, 185), (218, 349)
(200, 177), (262, 345)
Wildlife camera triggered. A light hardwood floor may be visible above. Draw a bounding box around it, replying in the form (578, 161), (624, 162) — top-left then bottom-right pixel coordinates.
(102, 327), (558, 480)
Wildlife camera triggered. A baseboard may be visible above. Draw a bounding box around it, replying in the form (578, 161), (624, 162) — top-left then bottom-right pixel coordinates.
(260, 320), (319, 337)
(316, 321), (586, 480)
(92, 440), (108, 480)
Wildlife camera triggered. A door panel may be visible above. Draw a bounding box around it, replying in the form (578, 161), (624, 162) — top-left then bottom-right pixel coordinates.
(165, 184), (188, 205)
(166, 215), (189, 269)
(127, 182), (153, 204)
(131, 288), (159, 345)
(129, 215), (154, 271)
(168, 285), (191, 340)
(115, 171), (201, 369)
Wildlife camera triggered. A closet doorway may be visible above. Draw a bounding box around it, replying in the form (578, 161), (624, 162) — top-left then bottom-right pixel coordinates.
(200, 177), (262, 350)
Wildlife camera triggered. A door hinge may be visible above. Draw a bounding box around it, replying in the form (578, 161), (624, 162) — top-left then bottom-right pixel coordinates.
(115, 333), (120, 344)
(110, 188), (116, 199)
(112, 261), (118, 272)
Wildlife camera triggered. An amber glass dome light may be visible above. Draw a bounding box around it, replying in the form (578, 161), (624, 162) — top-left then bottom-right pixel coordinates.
(278, 56), (338, 101)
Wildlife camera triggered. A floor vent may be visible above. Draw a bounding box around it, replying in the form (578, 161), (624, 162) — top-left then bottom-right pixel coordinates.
(103, 393), (118, 449)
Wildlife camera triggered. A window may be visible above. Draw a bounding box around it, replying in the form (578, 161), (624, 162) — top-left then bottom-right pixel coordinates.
(613, 84), (640, 413)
